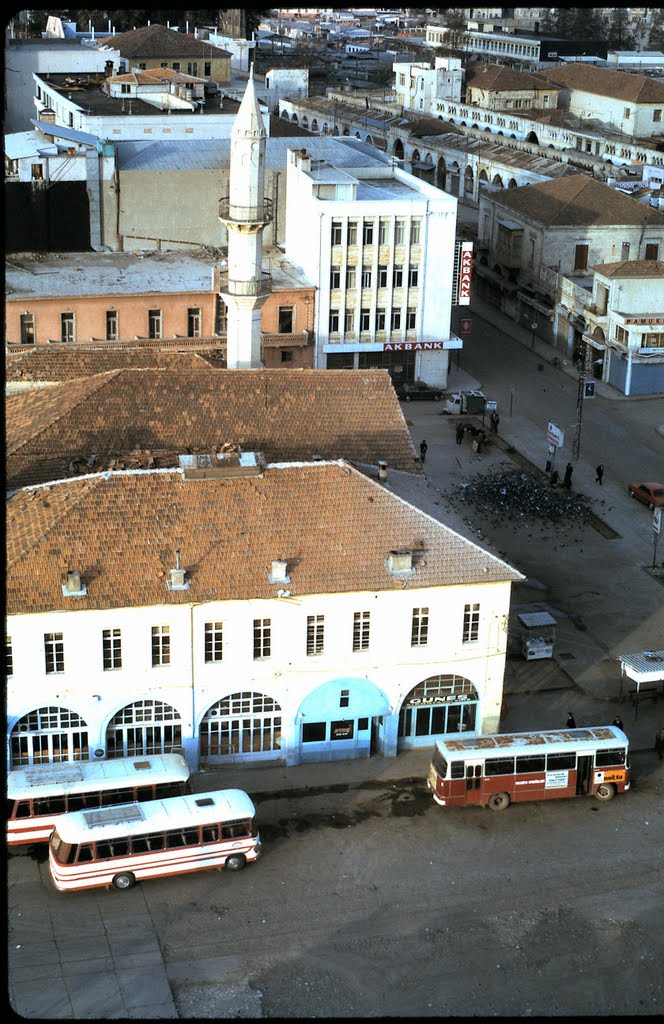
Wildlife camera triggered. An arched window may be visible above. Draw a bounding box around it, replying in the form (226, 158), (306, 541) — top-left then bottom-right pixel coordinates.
(200, 692), (282, 762)
(398, 675), (478, 748)
(106, 700), (182, 758)
(11, 706), (89, 767)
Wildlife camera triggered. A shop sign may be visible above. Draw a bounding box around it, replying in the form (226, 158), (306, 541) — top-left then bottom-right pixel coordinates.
(383, 341), (444, 351)
(330, 720), (354, 740)
(458, 242), (473, 306)
(624, 316), (663, 325)
(407, 693), (472, 705)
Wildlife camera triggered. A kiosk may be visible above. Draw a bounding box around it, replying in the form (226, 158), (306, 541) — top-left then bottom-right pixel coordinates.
(517, 611), (557, 661)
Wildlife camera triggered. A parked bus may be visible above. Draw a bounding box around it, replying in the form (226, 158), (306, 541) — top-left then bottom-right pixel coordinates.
(48, 789), (260, 892)
(7, 754), (190, 848)
(427, 725), (630, 811)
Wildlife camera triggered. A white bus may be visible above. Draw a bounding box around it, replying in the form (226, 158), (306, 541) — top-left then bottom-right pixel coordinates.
(7, 754), (190, 847)
(48, 789), (261, 892)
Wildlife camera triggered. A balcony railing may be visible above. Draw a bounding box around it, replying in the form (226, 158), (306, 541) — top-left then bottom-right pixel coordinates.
(218, 196), (274, 226)
(220, 274), (272, 298)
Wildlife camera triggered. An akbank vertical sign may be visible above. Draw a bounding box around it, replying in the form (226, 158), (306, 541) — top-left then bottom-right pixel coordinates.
(453, 240), (473, 306)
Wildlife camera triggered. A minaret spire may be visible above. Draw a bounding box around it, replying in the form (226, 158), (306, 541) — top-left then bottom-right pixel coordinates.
(219, 72), (272, 369)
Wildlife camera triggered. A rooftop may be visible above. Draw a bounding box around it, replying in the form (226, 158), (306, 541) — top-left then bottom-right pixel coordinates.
(487, 174), (664, 227)
(6, 461), (522, 616)
(36, 71), (241, 118)
(592, 259), (664, 278)
(537, 62), (664, 103)
(95, 23), (231, 60)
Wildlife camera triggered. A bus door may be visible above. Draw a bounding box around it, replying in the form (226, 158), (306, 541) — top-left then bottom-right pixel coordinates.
(576, 755), (592, 795)
(464, 761), (483, 805)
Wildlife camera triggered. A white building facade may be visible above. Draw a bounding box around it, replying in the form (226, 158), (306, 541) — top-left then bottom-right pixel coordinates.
(284, 147), (460, 385)
(392, 57), (464, 111)
(6, 462), (522, 774)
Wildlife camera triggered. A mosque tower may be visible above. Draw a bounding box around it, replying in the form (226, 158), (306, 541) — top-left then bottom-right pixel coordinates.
(219, 66), (272, 368)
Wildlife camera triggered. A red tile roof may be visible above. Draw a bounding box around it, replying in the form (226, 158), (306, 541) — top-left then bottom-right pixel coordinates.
(6, 346), (210, 382)
(488, 173), (664, 227)
(6, 368), (419, 489)
(6, 463), (522, 615)
(536, 63), (664, 103)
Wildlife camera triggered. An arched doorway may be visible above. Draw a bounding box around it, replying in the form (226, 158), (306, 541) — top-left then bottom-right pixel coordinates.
(398, 675), (478, 749)
(10, 706), (90, 767)
(508, 177), (517, 188)
(526, 131), (539, 145)
(199, 691), (282, 765)
(393, 138), (404, 161)
(464, 165), (475, 200)
(106, 699), (182, 758)
(492, 173), (504, 189)
(295, 678), (390, 763)
(411, 148), (421, 177)
(448, 160), (461, 196)
(436, 156), (446, 190)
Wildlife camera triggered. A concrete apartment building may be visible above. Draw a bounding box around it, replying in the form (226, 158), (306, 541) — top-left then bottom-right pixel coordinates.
(6, 460), (522, 772)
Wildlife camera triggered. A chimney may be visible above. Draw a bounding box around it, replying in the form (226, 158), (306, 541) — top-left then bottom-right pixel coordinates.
(62, 570), (87, 596)
(168, 549), (190, 590)
(269, 560), (290, 583)
(378, 460), (388, 481)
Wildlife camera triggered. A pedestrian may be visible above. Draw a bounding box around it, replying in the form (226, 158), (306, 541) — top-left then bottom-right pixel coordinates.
(612, 715), (624, 731)
(550, 470), (559, 487)
(456, 422), (465, 444)
(419, 439), (428, 463)
(490, 410), (500, 434)
(563, 462), (573, 490)
(566, 712), (576, 728)
(595, 463), (604, 485)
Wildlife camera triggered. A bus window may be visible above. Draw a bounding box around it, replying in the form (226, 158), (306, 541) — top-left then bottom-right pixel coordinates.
(546, 752), (576, 770)
(77, 844), (94, 863)
(431, 749), (448, 778)
(136, 786), (155, 802)
(14, 800), (32, 819)
(222, 820), (251, 839)
(484, 757), (515, 776)
(450, 761), (465, 779)
(202, 824), (220, 843)
(595, 748), (625, 767)
(516, 755), (545, 773)
(34, 796), (66, 816)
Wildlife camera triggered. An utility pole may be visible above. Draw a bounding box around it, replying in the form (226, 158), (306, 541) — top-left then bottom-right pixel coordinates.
(572, 333), (591, 460)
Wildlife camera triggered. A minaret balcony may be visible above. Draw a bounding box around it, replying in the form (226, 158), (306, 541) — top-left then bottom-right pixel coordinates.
(218, 196), (274, 226)
(221, 273), (272, 298)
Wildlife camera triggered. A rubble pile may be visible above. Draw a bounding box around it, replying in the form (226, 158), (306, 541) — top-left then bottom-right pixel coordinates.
(457, 470), (593, 524)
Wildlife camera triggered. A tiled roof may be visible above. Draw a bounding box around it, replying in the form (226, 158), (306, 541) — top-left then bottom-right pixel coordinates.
(466, 63), (561, 94)
(489, 174), (664, 227)
(6, 462), (522, 615)
(6, 368), (419, 489)
(536, 63), (664, 103)
(593, 259), (664, 277)
(5, 346), (211, 382)
(96, 24), (231, 60)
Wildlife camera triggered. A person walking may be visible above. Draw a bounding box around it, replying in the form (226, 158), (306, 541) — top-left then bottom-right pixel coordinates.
(612, 715), (624, 731)
(456, 422), (465, 444)
(419, 439), (428, 463)
(595, 464), (604, 485)
(490, 410), (500, 434)
(563, 462), (573, 490)
(566, 712), (576, 728)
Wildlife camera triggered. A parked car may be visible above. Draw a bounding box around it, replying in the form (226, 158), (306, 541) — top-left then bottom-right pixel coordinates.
(627, 482), (664, 509)
(394, 381), (443, 402)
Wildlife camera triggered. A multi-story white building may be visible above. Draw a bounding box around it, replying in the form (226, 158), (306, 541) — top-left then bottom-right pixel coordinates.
(392, 57), (463, 111)
(6, 460), (523, 773)
(284, 147), (460, 384)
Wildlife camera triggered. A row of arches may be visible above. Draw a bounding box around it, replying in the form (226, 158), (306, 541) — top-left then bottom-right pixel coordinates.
(9, 675), (480, 769)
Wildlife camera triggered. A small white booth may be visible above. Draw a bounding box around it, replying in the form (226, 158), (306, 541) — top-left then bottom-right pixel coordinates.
(618, 650), (664, 718)
(517, 611), (557, 661)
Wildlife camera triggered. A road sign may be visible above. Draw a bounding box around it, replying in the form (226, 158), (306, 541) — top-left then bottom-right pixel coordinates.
(654, 507), (662, 535)
(547, 421), (564, 448)
(486, 400), (498, 411)
(583, 381), (595, 398)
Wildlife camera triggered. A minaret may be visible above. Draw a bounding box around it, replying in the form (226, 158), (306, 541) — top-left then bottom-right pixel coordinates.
(219, 65), (272, 369)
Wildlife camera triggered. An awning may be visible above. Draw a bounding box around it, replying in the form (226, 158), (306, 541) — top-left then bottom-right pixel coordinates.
(296, 678), (391, 720)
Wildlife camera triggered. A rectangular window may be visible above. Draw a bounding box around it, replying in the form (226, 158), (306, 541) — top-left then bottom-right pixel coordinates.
(409, 219), (421, 245)
(61, 313), (75, 343)
(360, 308), (371, 331)
(362, 220), (374, 245)
(281, 349), (294, 362)
(615, 324), (628, 344)
(406, 307), (417, 330)
(151, 626), (170, 667)
(105, 310), (118, 341)
(187, 308), (201, 338)
(148, 309), (162, 340)
(408, 265), (419, 288)
(45, 633), (64, 674)
(411, 607), (429, 647)
(393, 265), (403, 288)
(187, 62), (198, 77)
(463, 603), (480, 643)
(302, 722), (326, 742)
(6, 635), (13, 677)
(307, 615), (325, 656)
(353, 611), (370, 652)
(574, 244), (589, 271)
(204, 622), (223, 663)
(204, 61), (211, 77)
(645, 243), (659, 260)
(344, 309), (354, 333)
(346, 266), (356, 290)
(516, 754), (545, 773)
(654, 109), (662, 123)
(20, 313), (36, 345)
(375, 308), (386, 331)
(330, 266), (341, 290)
(378, 265), (388, 288)
(391, 308), (402, 330)
(484, 757), (515, 776)
(278, 306), (294, 333)
(340, 688), (350, 707)
(102, 628), (122, 671)
(253, 618), (271, 660)
(379, 219), (389, 245)
(361, 265), (372, 289)
(621, 242), (630, 261)
(624, 107), (631, 119)
(395, 220), (405, 245)
(329, 308), (340, 333)
(331, 220), (342, 246)
(215, 295), (228, 334)
(347, 221), (358, 246)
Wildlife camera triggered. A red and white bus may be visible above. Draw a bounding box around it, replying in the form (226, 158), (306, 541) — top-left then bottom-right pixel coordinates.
(427, 725), (630, 811)
(48, 789), (260, 892)
(7, 753), (190, 847)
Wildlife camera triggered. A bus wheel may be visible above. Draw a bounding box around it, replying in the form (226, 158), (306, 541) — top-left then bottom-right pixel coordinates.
(225, 854), (247, 871)
(112, 872), (136, 890)
(488, 792), (510, 811)
(594, 783), (615, 801)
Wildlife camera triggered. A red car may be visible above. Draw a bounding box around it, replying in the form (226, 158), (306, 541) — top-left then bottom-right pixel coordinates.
(627, 482), (664, 509)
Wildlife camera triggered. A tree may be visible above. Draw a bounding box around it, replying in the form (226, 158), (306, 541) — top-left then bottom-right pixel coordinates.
(647, 9), (664, 51)
(436, 8), (469, 61)
(605, 8), (637, 51)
